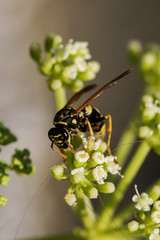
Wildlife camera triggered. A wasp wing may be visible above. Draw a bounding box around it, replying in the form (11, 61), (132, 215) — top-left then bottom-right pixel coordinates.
(64, 84), (97, 107)
(75, 68), (132, 113)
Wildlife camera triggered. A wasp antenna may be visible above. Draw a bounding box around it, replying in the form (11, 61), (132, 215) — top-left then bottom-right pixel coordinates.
(76, 68), (132, 114)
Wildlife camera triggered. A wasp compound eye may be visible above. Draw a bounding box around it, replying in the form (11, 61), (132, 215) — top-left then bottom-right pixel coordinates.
(48, 128), (57, 141)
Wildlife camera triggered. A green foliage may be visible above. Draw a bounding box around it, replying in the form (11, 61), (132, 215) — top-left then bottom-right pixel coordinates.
(0, 122), (36, 206)
(0, 121), (17, 147)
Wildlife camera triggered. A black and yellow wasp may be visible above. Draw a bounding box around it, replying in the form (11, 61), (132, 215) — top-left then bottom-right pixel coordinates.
(48, 69), (132, 159)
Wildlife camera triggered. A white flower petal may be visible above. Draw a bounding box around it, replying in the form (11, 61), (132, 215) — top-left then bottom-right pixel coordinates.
(132, 195), (138, 202)
(71, 167), (84, 175)
(135, 203), (142, 210)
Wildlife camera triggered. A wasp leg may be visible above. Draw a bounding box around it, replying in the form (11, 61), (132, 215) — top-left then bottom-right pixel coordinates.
(85, 119), (94, 159)
(51, 143), (67, 159)
(104, 114), (112, 156)
(66, 142), (76, 154)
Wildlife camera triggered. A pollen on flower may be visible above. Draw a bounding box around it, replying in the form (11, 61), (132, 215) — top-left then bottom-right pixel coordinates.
(64, 193), (77, 207)
(128, 220), (139, 232)
(92, 152), (105, 164)
(92, 165), (107, 185)
(74, 150), (89, 162)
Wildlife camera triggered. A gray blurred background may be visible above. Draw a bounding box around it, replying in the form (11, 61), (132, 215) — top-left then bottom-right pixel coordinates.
(0, 1), (160, 239)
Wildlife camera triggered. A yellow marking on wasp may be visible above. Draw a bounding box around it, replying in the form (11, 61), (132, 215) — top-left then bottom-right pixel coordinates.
(79, 112), (84, 118)
(54, 134), (61, 138)
(70, 113), (76, 118)
(85, 105), (92, 115)
(56, 121), (68, 126)
(72, 119), (77, 124)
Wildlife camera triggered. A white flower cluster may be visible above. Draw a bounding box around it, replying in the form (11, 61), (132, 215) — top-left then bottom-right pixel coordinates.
(128, 185), (160, 239)
(34, 33), (100, 92)
(132, 188), (153, 212)
(139, 94), (160, 154)
(51, 133), (120, 207)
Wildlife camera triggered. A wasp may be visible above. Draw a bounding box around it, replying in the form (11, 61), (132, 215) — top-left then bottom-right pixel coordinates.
(48, 69), (132, 159)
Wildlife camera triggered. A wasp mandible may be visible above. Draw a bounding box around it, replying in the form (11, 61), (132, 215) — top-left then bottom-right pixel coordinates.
(48, 69), (132, 159)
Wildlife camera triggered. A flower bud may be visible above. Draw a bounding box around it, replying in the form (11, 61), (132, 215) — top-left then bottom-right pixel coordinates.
(51, 165), (64, 180)
(45, 33), (62, 52)
(87, 61), (101, 73)
(49, 79), (62, 91)
(79, 69), (95, 81)
(0, 195), (7, 206)
(62, 65), (77, 81)
(140, 52), (157, 72)
(64, 193), (77, 207)
(142, 95), (153, 105)
(128, 221), (139, 232)
(139, 126), (153, 138)
(54, 63), (63, 74)
(69, 80), (84, 92)
(83, 186), (98, 199)
(127, 40), (142, 64)
(96, 182), (115, 194)
(142, 108), (156, 122)
(30, 42), (41, 62)
(40, 58), (56, 75)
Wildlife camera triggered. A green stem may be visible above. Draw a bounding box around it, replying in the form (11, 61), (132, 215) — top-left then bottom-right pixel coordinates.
(96, 141), (151, 230)
(54, 87), (67, 111)
(75, 188), (96, 230)
(53, 87), (95, 230)
(115, 121), (137, 167)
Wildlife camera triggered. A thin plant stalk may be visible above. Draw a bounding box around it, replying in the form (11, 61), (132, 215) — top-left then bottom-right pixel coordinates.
(96, 141), (151, 230)
(54, 87), (95, 229)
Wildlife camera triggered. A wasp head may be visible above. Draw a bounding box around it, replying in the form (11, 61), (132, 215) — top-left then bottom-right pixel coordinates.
(48, 127), (70, 149)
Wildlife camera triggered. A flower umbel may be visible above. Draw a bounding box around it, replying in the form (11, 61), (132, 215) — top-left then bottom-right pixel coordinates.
(30, 33), (100, 93)
(50, 134), (121, 206)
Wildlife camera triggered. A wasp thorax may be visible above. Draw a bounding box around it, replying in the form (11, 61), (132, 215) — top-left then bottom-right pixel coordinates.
(53, 107), (73, 123)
